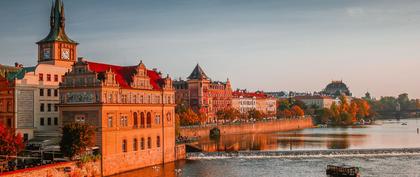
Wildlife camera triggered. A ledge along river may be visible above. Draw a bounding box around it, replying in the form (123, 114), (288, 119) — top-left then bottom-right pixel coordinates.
(114, 118), (420, 177)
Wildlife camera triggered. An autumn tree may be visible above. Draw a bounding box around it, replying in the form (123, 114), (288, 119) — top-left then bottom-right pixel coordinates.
(179, 108), (200, 125)
(278, 109), (292, 118)
(60, 123), (96, 160)
(290, 105), (305, 118)
(0, 123), (24, 161)
(248, 109), (263, 120)
(217, 108), (240, 122)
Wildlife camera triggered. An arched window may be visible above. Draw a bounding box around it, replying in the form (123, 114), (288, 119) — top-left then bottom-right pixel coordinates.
(166, 112), (171, 122)
(156, 136), (160, 148)
(146, 112), (152, 128)
(122, 139), (127, 153)
(140, 137), (145, 150)
(133, 138), (138, 151)
(133, 112), (138, 128)
(147, 137), (152, 149)
(140, 112), (145, 128)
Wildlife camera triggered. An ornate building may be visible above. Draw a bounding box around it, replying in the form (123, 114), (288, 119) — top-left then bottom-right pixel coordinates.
(59, 58), (177, 176)
(232, 90), (277, 117)
(173, 64), (232, 121)
(322, 80), (352, 98)
(0, 0), (77, 140)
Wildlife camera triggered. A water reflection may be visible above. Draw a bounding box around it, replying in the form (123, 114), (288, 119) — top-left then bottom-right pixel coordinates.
(192, 118), (420, 152)
(110, 161), (187, 177)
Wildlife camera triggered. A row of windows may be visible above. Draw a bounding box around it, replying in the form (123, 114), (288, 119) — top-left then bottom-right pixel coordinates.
(107, 112), (171, 128)
(40, 89), (58, 97)
(40, 103), (58, 112)
(40, 117), (58, 126)
(0, 101), (13, 112)
(240, 100), (256, 105)
(122, 136), (160, 153)
(39, 73), (64, 82)
(104, 92), (174, 104)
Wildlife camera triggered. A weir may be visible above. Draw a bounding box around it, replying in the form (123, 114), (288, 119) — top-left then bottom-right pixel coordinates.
(187, 148), (420, 159)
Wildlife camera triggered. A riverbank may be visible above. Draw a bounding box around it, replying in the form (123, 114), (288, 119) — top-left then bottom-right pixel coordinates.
(179, 117), (313, 138)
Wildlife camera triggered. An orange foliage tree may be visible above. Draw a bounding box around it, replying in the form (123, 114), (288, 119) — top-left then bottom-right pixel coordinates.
(179, 108), (200, 125)
(290, 105), (305, 118)
(0, 123), (25, 161)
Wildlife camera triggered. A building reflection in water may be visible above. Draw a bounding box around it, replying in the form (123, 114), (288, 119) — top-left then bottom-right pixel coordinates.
(192, 131), (367, 152)
(110, 161), (186, 177)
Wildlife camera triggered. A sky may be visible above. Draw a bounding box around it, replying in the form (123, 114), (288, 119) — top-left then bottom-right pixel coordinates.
(0, 0), (419, 98)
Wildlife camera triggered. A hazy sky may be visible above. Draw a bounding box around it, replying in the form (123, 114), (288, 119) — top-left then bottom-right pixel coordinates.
(0, 0), (419, 98)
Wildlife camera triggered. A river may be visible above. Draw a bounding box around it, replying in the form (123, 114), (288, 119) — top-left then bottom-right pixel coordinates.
(114, 118), (420, 177)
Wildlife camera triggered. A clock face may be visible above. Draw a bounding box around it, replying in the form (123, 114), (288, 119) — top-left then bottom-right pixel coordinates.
(43, 48), (51, 59)
(61, 49), (70, 60)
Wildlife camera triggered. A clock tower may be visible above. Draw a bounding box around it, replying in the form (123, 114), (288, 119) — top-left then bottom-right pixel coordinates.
(36, 0), (78, 68)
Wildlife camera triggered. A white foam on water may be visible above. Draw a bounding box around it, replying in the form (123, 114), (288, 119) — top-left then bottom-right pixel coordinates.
(187, 148), (420, 160)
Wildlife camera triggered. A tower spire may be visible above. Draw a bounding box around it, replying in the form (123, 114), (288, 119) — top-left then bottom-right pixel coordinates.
(60, 1), (65, 28)
(50, 1), (55, 27)
(37, 0), (77, 44)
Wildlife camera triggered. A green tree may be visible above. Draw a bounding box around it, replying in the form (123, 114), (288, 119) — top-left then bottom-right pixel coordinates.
(60, 123), (96, 160)
(277, 99), (290, 111)
(315, 108), (332, 124)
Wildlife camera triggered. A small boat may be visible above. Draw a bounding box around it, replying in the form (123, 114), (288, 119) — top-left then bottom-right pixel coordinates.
(326, 165), (360, 177)
(402, 123), (408, 125)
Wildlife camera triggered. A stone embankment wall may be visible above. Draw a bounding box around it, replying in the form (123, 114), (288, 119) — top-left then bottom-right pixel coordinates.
(180, 118), (313, 137)
(0, 161), (101, 177)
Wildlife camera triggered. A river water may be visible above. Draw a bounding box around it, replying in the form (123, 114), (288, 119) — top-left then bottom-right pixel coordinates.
(114, 118), (420, 177)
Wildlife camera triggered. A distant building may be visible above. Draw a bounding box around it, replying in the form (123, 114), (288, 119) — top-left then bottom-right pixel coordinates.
(233, 90), (277, 116)
(322, 80), (352, 97)
(294, 95), (334, 109)
(59, 58), (177, 176)
(173, 64), (232, 122)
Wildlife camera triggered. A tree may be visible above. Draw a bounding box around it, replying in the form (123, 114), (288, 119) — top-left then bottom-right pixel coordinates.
(0, 124), (24, 161)
(248, 109), (263, 120)
(278, 109), (292, 118)
(290, 105), (304, 117)
(417, 99), (420, 109)
(179, 108), (200, 125)
(277, 99), (290, 111)
(315, 108), (332, 124)
(340, 112), (353, 125)
(330, 102), (340, 124)
(60, 123), (96, 160)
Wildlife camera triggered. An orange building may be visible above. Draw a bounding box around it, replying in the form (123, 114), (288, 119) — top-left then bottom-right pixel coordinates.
(173, 64), (232, 122)
(59, 58), (177, 176)
(0, 73), (15, 129)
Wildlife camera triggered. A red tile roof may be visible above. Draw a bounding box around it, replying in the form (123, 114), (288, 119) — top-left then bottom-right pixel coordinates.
(294, 95), (332, 100)
(86, 61), (162, 90)
(233, 91), (268, 99)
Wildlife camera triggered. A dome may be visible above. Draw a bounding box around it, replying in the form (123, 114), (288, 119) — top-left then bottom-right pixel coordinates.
(323, 80), (351, 97)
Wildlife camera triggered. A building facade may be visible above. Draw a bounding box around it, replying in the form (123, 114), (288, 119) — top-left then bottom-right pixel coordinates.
(0, 0), (77, 140)
(232, 91), (256, 114)
(173, 64), (232, 121)
(59, 59), (177, 176)
(294, 95), (334, 109)
(232, 90), (277, 117)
